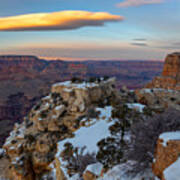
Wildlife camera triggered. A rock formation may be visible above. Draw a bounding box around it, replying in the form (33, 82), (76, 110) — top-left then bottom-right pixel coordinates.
(0, 55), (163, 147)
(135, 88), (180, 112)
(135, 53), (180, 112)
(153, 131), (180, 180)
(146, 52), (180, 90)
(2, 77), (118, 180)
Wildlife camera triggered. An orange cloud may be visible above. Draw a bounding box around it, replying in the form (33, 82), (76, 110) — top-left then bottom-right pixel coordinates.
(117, 0), (164, 7)
(0, 11), (123, 31)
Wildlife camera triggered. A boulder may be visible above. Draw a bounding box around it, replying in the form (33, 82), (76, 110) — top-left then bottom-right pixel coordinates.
(83, 163), (103, 180)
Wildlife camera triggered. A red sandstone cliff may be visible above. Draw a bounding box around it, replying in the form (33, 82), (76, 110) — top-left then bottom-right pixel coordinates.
(146, 52), (180, 90)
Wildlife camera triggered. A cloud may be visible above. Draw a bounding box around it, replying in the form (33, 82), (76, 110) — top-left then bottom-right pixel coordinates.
(158, 43), (180, 50)
(133, 38), (147, 41)
(0, 11), (123, 31)
(131, 42), (148, 47)
(117, 0), (164, 7)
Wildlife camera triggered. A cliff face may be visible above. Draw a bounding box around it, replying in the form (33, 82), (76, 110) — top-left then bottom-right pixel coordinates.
(146, 52), (180, 90)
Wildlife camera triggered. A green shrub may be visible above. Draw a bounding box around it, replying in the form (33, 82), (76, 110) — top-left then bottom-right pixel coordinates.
(40, 110), (49, 118)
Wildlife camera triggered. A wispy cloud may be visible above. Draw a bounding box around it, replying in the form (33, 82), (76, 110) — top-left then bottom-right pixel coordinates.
(117, 0), (164, 7)
(0, 11), (123, 31)
(158, 42), (180, 50)
(131, 42), (148, 47)
(133, 38), (147, 41)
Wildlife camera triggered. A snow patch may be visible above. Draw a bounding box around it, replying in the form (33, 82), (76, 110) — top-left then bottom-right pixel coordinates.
(159, 131), (180, 147)
(126, 103), (146, 113)
(141, 88), (175, 94)
(4, 123), (25, 146)
(53, 80), (98, 90)
(164, 158), (180, 180)
(69, 174), (81, 180)
(55, 105), (64, 111)
(99, 161), (155, 180)
(85, 162), (103, 176)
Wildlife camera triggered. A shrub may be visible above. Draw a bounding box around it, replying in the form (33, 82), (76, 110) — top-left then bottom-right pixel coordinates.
(24, 134), (36, 143)
(87, 108), (99, 119)
(40, 110), (49, 118)
(51, 92), (61, 99)
(128, 108), (180, 172)
(96, 104), (145, 170)
(96, 137), (124, 169)
(71, 77), (83, 83)
(61, 143), (97, 177)
(89, 77), (97, 83)
(33, 103), (41, 111)
(103, 76), (109, 81)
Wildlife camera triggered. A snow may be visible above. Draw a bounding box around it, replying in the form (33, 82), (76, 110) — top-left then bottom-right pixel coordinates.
(42, 161), (57, 180)
(99, 161), (155, 180)
(0, 149), (4, 157)
(44, 102), (49, 108)
(164, 158), (180, 180)
(57, 106), (113, 154)
(141, 88), (175, 94)
(63, 88), (73, 92)
(42, 95), (51, 100)
(85, 162), (103, 176)
(141, 88), (153, 93)
(53, 80), (98, 90)
(55, 105), (64, 111)
(56, 106), (113, 179)
(4, 123), (25, 146)
(126, 103), (146, 113)
(159, 131), (180, 147)
(69, 174), (81, 180)
(38, 117), (43, 121)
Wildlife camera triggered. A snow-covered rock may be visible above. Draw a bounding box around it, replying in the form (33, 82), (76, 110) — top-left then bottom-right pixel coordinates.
(2, 77), (119, 180)
(159, 131), (180, 147)
(153, 131), (180, 180)
(126, 103), (146, 113)
(85, 163), (103, 176)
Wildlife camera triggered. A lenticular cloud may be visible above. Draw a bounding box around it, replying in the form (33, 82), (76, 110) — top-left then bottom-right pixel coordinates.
(0, 11), (123, 31)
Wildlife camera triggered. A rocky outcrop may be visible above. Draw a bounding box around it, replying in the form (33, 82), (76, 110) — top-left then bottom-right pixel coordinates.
(2, 77), (117, 180)
(153, 131), (180, 180)
(135, 88), (180, 112)
(136, 53), (180, 112)
(0, 55), (163, 147)
(146, 52), (180, 90)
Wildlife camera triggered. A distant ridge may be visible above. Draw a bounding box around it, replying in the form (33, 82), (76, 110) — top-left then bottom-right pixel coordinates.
(0, 55), (39, 61)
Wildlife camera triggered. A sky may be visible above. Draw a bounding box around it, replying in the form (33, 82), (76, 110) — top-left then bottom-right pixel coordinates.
(0, 0), (179, 60)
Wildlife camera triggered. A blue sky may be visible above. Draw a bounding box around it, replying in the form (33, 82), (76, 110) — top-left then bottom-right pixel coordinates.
(0, 0), (179, 60)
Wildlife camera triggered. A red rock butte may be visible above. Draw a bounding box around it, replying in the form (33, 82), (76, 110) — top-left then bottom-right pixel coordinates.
(146, 52), (180, 90)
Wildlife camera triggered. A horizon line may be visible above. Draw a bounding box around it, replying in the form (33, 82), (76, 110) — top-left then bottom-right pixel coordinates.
(0, 54), (164, 62)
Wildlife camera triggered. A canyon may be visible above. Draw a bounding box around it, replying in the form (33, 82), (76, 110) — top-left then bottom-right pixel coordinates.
(1, 52), (180, 179)
(0, 55), (163, 146)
